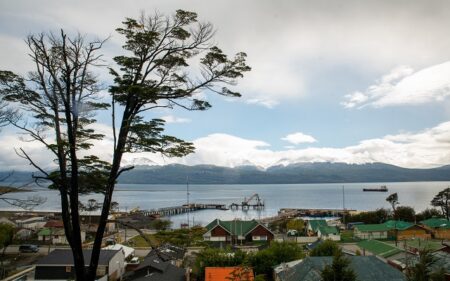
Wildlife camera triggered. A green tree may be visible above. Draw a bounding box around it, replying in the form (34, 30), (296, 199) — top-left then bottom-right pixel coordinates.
(431, 188), (450, 220)
(194, 248), (247, 280)
(416, 208), (442, 222)
(150, 219), (172, 231)
(310, 240), (340, 257)
(346, 208), (389, 224)
(395, 206), (416, 222)
(0, 223), (14, 279)
(386, 193), (399, 245)
(249, 241), (304, 279)
(321, 250), (356, 281)
(407, 249), (446, 281)
(0, 10), (249, 281)
(286, 219), (305, 233)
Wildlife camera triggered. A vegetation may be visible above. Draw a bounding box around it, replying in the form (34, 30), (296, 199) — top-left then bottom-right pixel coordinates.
(127, 226), (206, 247)
(416, 208), (442, 222)
(310, 240), (340, 256)
(286, 219), (305, 233)
(149, 219), (172, 231)
(406, 249), (446, 281)
(346, 208), (389, 224)
(395, 206), (416, 222)
(431, 187), (450, 220)
(321, 250), (356, 281)
(0, 223), (14, 279)
(193, 241), (303, 281)
(0, 9), (249, 280)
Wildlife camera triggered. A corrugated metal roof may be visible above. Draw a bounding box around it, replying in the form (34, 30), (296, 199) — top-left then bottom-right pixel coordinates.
(420, 218), (450, 229)
(308, 220), (328, 232)
(276, 256), (406, 281)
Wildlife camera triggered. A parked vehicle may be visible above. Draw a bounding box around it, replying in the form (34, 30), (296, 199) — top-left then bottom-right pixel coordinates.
(19, 244), (39, 253)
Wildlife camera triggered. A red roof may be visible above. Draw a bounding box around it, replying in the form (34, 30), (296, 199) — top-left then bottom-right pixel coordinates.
(205, 267), (254, 281)
(44, 220), (64, 228)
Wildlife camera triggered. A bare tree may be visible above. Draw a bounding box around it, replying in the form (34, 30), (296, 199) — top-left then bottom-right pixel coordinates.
(0, 173), (46, 210)
(0, 9), (250, 281)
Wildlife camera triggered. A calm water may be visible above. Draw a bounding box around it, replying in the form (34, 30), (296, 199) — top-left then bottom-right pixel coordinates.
(1, 182), (449, 228)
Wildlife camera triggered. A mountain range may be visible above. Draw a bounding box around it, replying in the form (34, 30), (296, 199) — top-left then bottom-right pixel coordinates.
(2, 162), (450, 185)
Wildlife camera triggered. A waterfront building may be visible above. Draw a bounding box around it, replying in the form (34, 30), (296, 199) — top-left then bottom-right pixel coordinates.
(203, 219), (274, 244)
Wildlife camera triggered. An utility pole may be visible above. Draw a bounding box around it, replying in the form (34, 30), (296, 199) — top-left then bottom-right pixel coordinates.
(342, 185), (346, 227)
(186, 176), (190, 229)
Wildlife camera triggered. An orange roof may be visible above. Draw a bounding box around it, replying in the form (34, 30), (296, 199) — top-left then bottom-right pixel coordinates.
(205, 267), (254, 281)
(44, 220), (64, 228)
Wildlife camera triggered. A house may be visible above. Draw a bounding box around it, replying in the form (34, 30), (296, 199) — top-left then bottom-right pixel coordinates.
(38, 220), (86, 244)
(420, 218), (450, 239)
(203, 219), (274, 244)
(124, 250), (186, 281)
(354, 224), (389, 239)
(384, 220), (431, 240)
(306, 220), (328, 236)
(103, 243), (136, 261)
(317, 226), (340, 241)
(14, 216), (46, 230)
(274, 256), (406, 281)
(354, 220), (430, 240)
(205, 267), (254, 281)
(34, 249), (125, 281)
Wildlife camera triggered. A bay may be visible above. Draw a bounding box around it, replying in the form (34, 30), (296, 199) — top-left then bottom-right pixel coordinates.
(1, 181), (448, 228)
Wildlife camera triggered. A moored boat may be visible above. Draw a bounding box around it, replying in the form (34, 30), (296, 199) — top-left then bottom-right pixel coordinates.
(363, 185), (388, 192)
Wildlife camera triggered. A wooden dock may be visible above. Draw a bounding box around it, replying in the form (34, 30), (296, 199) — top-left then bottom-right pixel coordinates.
(139, 203), (228, 217)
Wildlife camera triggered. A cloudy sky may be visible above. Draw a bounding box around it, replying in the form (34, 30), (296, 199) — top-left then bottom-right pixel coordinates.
(1, 0), (450, 170)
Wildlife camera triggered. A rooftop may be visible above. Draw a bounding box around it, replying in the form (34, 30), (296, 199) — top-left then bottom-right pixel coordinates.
(276, 256), (405, 281)
(420, 218), (450, 229)
(205, 267), (255, 281)
(308, 220), (328, 232)
(36, 249), (121, 266)
(357, 240), (402, 258)
(206, 219), (269, 236)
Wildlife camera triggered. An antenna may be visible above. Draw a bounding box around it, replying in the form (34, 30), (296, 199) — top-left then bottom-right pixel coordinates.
(342, 185), (346, 226)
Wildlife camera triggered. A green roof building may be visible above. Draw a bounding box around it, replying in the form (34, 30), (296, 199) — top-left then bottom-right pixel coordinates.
(306, 220), (328, 235)
(204, 219), (274, 244)
(420, 218), (450, 239)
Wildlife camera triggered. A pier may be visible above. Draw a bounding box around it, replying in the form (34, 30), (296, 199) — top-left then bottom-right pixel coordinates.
(139, 203), (228, 217)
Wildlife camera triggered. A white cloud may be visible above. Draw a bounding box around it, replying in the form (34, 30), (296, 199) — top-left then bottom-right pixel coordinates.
(2, 122), (450, 171)
(5, 1), (450, 107)
(343, 62), (450, 108)
(282, 132), (317, 145)
(161, 115), (191, 124)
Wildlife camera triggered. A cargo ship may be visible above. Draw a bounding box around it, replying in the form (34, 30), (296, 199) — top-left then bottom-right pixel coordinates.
(363, 185), (388, 192)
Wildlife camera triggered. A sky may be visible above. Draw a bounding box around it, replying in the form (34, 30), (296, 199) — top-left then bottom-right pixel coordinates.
(1, 0), (450, 170)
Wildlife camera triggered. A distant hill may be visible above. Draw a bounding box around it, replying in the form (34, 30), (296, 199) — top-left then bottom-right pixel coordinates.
(2, 163), (450, 185)
(117, 162), (450, 184)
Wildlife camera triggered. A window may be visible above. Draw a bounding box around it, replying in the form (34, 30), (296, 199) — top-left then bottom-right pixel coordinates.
(65, 266), (71, 273)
